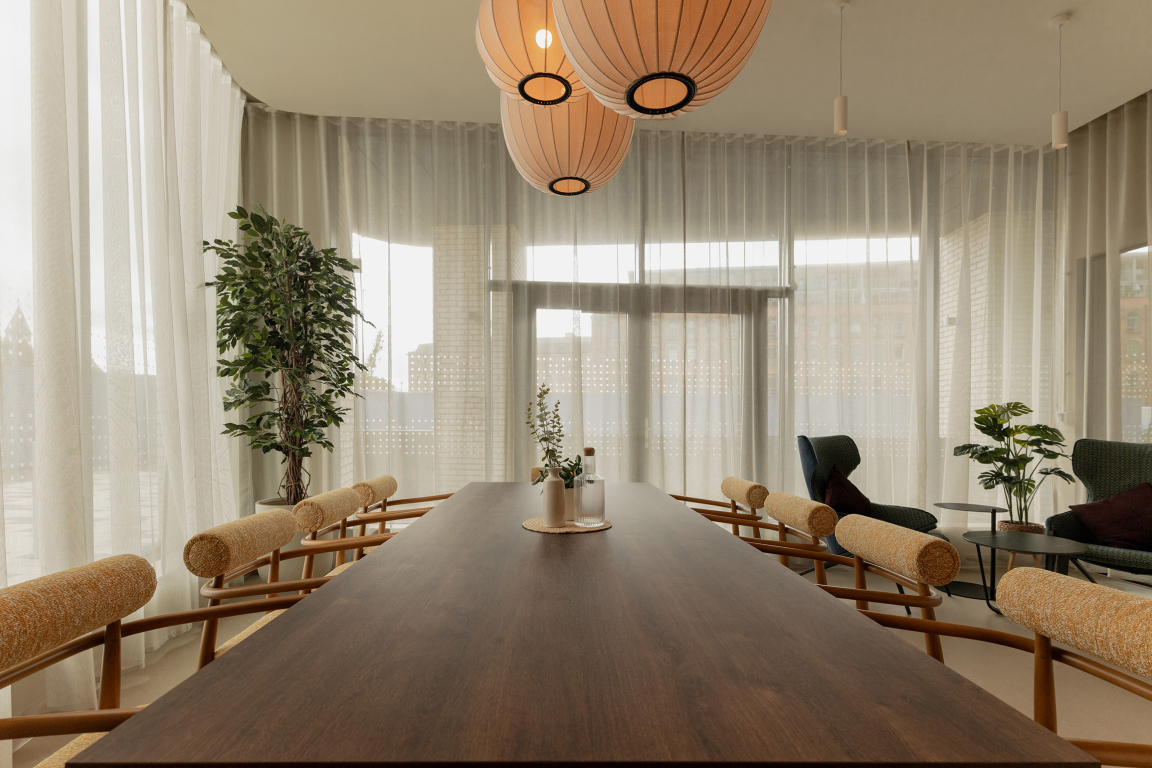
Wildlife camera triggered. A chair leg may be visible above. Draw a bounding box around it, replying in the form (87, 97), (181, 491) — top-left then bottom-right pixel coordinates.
(918, 583), (944, 663)
(853, 556), (868, 611)
(98, 620), (122, 709)
(196, 576), (223, 669)
(1034, 633), (1058, 732)
(778, 523), (790, 569)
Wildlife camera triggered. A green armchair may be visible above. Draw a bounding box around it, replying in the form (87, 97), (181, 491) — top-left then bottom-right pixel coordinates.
(1046, 438), (1152, 577)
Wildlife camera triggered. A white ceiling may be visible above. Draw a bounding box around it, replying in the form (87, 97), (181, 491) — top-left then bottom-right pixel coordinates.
(186, 0), (1152, 146)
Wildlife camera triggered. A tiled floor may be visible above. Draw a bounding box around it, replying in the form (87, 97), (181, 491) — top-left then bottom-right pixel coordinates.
(12, 526), (1152, 767)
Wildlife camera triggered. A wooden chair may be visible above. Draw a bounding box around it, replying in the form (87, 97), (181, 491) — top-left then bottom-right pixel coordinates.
(747, 513), (961, 660)
(349, 475), (452, 559)
(185, 508), (391, 666)
(862, 567), (1152, 768)
(671, 477), (767, 537)
(0, 554), (300, 766)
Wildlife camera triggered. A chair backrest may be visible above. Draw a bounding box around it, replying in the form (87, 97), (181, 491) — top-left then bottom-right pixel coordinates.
(797, 435), (861, 502)
(1071, 438), (1152, 503)
(353, 475), (398, 507)
(0, 555), (156, 672)
(293, 488), (363, 534)
(835, 514), (960, 587)
(183, 510), (297, 578)
(720, 477), (768, 510)
(997, 567), (1152, 680)
(764, 493), (838, 539)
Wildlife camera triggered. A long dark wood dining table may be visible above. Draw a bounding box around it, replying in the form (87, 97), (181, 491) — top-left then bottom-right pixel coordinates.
(72, 482), (1095, 767)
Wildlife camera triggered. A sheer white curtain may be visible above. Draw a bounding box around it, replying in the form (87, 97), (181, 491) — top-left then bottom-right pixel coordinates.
(0, 0), (242, 737)
(1061, 90), (1152, 466)
(242, 108), (1058, 525)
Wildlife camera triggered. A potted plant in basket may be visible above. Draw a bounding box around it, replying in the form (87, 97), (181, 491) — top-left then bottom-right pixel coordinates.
(953, 402), (1075, 533)
(206, 205), (367, 572)
(526, 384), (582, 518)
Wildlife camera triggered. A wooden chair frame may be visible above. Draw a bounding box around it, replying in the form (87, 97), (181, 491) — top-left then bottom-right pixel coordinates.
(860, 610), (1152, 767)
(670, 494), (764, 538)
(348, 493), (453, 560)
(693, 507), (831, 583)
(194, 530), (393, 667)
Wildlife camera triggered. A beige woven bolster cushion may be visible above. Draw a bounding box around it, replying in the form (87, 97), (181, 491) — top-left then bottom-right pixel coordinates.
(183, 510), (296, 578)
(293, 487), (363, 533)
(0, 554), (156, 671)
(835, 514), (960, 586)
(529, 466), (545, 483)
(720, 477), (769, 510)
(352, 474), (398, 506)
(998, 568), (1152, 679)
(765, 493), (838, 538)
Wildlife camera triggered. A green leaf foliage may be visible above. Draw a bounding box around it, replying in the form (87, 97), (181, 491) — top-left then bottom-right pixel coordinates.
(526, 383), (583, 488)
(205, 204), (367, 504)
(953, 402), (1075, 524)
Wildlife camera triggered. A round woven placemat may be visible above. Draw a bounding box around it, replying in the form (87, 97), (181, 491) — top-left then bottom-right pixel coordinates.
(523, 517), (612, 534)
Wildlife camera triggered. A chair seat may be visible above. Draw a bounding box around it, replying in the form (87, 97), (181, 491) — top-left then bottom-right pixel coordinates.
(328, 561), (355, 577)
(869, 503), (938, 532)
(214, 609), (286, 658)
(1077, 543), (1152, 575)
(33, 731), (105, 768)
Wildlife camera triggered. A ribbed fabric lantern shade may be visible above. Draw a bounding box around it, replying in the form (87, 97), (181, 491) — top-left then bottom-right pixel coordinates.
(501, 92), (634, 195)
(552, 0), (772, 118)
(477, 0), (587, 105)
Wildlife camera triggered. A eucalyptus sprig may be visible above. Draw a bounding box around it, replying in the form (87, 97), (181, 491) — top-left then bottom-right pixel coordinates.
(525, 383), (582, 489)
(953, 402), (1075, 524)
(205, 204), (368, 505)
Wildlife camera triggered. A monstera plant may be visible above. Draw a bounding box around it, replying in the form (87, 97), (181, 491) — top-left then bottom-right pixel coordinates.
(953, 402), (1075, 525)
(205, 205), (366, 505)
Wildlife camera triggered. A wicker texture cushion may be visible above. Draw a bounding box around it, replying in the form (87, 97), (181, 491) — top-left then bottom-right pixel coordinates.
(529, 466), (545, 483)
(294, 488), (363, 533)
(765, 493), (837, 538)
(327, 561), (356, 577)
(720, 477), (769, 510)
(32, 731), (106, 768)
(183, 510), (296, 578)
(214, 609), (286, 659)
(997, 568), (1152, 679)
(352, 474), (398, 506)
(835, 514), (960, 586)
(0, 555), (156, 671)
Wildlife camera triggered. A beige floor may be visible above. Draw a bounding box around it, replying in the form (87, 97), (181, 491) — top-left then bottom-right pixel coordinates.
(12, 529), (1152, 767)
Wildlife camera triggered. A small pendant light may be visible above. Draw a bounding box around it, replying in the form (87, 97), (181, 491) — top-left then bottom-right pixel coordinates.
(477, 0), (586, 105)
(1051, 12), (1070, 150)
(833, 1), (849, 137)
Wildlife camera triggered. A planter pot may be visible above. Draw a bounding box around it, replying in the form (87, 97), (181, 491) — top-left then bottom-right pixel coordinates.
(997, 520), (1045, 535)
(253, 497), (334, 582)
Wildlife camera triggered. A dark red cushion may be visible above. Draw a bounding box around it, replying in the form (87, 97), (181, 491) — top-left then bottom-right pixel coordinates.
(1070, 483), (1152, 551)
(824, 465), (871, 519)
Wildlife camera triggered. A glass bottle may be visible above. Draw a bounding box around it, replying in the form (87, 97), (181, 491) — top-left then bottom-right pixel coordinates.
(574, 447), (605, 527)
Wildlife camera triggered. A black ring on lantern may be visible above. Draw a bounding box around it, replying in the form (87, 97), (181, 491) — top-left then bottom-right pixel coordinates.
(548, 177), (590, 196)
(518, 73), (573, 106)
(625, 71), (696, 115)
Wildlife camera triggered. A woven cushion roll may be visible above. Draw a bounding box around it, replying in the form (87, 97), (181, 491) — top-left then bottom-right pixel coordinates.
(529, 466), (545, 483)
(998, 568), (1152, 679)
(0, 554), (156, 671)
(293, 487), (363, 533)
(720, 477), (769, 510)
(183, 510), (296, 578)
(352, 474), (398, 507)
(835, 514), (960, 586)
(765, 493), (838, 538)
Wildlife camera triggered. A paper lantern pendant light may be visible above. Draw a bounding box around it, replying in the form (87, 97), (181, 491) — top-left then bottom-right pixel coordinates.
(501, 92), (634, 195)
(551, 0), (772, 118)
(477, 0), (587, 105)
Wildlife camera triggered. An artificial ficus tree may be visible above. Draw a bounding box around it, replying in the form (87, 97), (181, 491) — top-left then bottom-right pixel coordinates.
(205, 205), (366, 505)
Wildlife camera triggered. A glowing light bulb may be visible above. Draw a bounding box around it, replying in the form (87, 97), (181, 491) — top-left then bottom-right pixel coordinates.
(535, 29), (552, 48)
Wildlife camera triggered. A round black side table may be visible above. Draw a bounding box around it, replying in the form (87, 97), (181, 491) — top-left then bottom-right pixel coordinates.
(933, 503), (1008, 601)
(961, 530), (1088, 614)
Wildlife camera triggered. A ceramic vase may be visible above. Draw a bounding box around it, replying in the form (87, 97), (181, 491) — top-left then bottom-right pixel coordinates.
(543, 467), (566, 528)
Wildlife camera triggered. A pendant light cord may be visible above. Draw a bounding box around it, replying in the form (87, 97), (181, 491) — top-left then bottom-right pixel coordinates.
(1057, 24), (1062, 112)
(839, 5), (844, 96)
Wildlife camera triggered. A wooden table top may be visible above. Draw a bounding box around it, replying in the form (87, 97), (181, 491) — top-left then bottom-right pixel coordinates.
(72, 482), (1095, 767)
